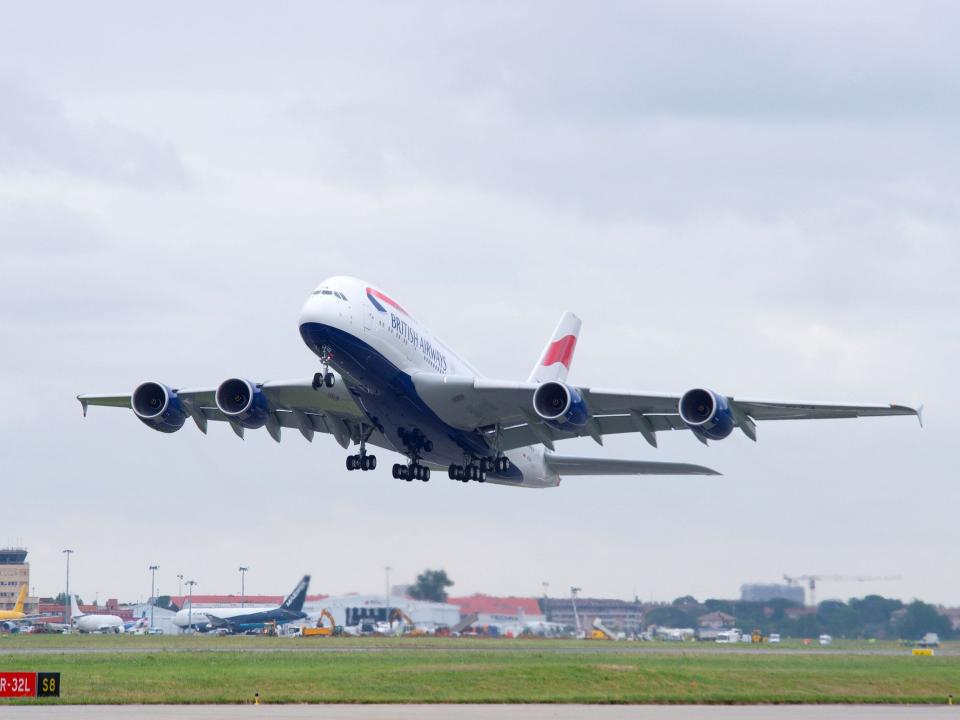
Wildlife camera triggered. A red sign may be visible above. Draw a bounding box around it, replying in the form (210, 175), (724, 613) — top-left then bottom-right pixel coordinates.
(0, 672), (36, 698)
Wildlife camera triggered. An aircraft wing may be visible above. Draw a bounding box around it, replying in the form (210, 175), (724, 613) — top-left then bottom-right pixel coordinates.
(545, 454), (720, 476)
(412, 374), (921, 452)
(78, 377), (381, 449)
(203, 613), (232, 629)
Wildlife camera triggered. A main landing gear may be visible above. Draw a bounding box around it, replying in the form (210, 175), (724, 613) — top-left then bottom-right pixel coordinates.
(311, 344), (336, 389)
(346, 423), (376, 471)
(346, 453), (377, 471)
(448, 456), (510, 483)
(392, 462), (430, 482)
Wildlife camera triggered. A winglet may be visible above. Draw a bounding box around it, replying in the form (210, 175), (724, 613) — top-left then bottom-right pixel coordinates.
(78, 396), (88, 417)
(917, 403), (924, 428)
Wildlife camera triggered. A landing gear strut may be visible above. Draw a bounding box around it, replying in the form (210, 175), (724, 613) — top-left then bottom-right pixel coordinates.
(311, 344), (336, 389)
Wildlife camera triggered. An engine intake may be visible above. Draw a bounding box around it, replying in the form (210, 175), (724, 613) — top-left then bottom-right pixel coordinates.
(215, 378), (269, 428)
(131, 382), (187, 433)
(678, 388), (734, 440)
(532, 381), (589, 429)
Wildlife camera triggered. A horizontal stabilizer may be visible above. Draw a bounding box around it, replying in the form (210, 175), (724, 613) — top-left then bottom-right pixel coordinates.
(545, 454), (720, 477)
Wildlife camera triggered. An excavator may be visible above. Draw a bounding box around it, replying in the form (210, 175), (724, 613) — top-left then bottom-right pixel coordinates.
(388, 608), (424, 636)
(301, 609), (340, 637)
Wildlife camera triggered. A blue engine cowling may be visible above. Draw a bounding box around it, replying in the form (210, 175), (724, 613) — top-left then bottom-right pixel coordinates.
(678, 388), (735, 440)
(131, 382), (187, 433)
(532, 381), (589, 429)
(215, 377), (269, 429)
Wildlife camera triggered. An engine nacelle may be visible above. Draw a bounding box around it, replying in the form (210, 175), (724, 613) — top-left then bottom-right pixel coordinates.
(678, 388), (735, 440)
(131, 382), (187, 433)
(532, 381), (589, 429)
(215, 378), (269, 429)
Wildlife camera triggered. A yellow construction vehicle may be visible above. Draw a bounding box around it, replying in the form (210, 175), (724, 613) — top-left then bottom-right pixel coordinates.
(389, 608), (425, 636)
(587, 617), (617, 640)
(751, 628), (764, 643)
(302, 609), (339, 637)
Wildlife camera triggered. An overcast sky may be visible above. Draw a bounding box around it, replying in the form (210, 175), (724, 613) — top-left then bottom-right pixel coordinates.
(2, 1), (956, 607)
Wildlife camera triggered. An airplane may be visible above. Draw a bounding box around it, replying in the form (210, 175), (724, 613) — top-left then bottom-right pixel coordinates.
(172, 575), (309, 633)
(0, 585), (50, 631)
(70, 595), (125, 633)
(78, 276), (921, 488)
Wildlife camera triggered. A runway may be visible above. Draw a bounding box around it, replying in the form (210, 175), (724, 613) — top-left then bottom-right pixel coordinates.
(0, 705), (956, 719)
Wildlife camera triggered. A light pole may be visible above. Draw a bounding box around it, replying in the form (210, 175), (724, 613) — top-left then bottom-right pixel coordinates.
(63, 549), (74, 633)
(570, 586), (582, 636)
(185, 580), (197, 634)
(177, 574), (183, 597)
(149, 565), (159, 631)
(239, 566), (248, 608)
(385, 566), (391, 607)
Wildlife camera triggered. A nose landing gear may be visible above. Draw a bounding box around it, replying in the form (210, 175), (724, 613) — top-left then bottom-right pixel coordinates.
(312, 345), (336, 390)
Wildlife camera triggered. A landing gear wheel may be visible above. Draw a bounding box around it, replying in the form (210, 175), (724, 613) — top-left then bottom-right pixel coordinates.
(368, 455), (376, 470)
(448, 465), (457, 480)
(324, 372), (335, 388)
(392, 463), (401, 479)
(479, 470), (486, 482)
(360, 455), (369, 471)
(470, 466), (479, 481)
(312, 372), (323, 390)
(346, 455), (355, 471)
(422, 467), (431, 482)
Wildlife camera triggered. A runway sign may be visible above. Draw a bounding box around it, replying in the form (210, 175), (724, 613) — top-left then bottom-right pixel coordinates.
(0, 671), (60, 698)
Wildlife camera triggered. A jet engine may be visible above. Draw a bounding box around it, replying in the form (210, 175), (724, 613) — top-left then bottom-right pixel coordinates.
(131, 381), (187, 433)
(678, 388), (735, 440)
(532, 381), (589, 429)
(215, 377), (269, 429)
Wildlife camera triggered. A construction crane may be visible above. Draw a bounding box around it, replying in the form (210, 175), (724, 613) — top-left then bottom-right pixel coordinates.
(783, 575), (902, 607)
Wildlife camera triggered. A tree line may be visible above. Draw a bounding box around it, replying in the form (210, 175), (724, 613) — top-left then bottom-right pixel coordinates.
(643, 594), (955, 640)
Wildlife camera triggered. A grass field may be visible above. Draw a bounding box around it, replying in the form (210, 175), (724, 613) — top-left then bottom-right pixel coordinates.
(1, 636), (958, 705)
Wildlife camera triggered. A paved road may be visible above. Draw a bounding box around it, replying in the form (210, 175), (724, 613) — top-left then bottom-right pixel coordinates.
(1, 705), (957, 719)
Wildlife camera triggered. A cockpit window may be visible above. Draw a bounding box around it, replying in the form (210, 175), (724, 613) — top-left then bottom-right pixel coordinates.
(312, 288), (348, 301)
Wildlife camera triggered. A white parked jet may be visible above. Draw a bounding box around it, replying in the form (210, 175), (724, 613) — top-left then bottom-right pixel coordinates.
(70, 595), (125, 634)
(78, 276), (920, 488)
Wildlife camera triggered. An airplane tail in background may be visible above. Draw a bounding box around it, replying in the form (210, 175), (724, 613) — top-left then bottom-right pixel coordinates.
(13, 584), (27, 613)
(281, 575), (311, 612)
(70, 594), (84, 619)
(528, 312), (581, 384)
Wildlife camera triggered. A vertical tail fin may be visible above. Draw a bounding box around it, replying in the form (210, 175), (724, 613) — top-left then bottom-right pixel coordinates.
(70, 594), (84, 619)
(528, 312), (581, 383)
(13, 584), (27, 613)
(281, 575), (311, 612)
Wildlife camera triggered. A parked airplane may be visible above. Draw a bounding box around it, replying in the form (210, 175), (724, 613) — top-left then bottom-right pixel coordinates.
(0, 585), (49, 631)
(172, 575), (309, 633)
(78, 276), (921, 488)
(70, 595), (125, 634)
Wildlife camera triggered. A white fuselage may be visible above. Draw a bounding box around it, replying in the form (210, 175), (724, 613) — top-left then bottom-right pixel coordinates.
(74, 613), (125, 633)
(171, 605), (277, 630)
(298, 276), (559, 488)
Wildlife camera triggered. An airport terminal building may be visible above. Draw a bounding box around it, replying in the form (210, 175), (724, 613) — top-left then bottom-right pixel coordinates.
(0, 547), (38, 615)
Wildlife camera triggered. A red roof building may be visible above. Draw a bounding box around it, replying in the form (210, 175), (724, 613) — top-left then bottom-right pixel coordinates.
(448, 594), (544, 622)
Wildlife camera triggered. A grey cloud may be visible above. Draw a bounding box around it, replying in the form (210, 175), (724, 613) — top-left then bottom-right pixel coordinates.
(0, 78), (187, 188)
